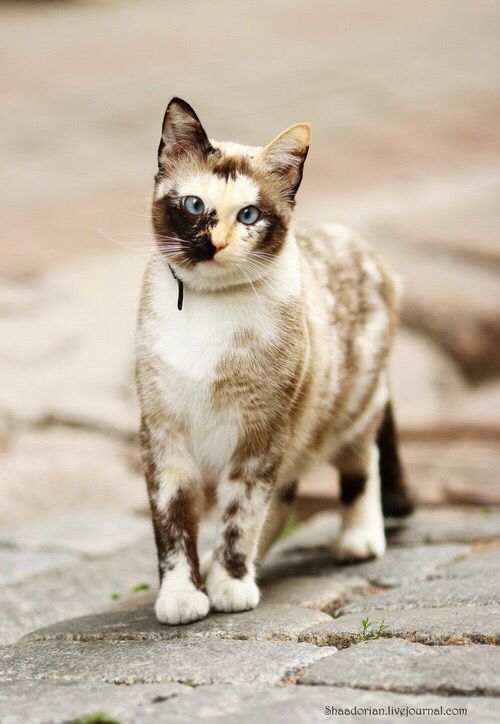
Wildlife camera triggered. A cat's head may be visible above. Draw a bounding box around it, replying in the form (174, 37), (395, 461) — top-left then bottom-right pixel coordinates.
(152, 97), (310, 291)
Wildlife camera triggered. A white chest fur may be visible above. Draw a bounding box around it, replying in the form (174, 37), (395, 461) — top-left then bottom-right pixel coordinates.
(141, 264), (279, 477)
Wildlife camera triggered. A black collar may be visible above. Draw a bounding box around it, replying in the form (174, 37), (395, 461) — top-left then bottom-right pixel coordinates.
(168, 266), (184, 311)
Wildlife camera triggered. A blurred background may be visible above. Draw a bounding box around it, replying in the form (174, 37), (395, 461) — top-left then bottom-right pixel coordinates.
(1, 0), (499, 529)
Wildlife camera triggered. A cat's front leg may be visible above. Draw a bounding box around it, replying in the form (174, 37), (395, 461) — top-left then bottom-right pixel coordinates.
(140, 420), (209, 625)
(204, 465), (275, 613)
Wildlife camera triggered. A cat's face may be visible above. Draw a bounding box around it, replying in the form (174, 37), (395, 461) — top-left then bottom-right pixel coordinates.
(152, 98), (310, 291)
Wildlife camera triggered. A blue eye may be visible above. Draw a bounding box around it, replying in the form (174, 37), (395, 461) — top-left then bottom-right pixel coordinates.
(237, 206), (261, 225)
(183, 196), (205, 215)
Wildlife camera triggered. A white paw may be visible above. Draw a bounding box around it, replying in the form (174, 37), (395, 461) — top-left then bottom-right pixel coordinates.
(332, 526), (386, 562)
(155, 587), (209, 625)
(206, 560), (260, 613)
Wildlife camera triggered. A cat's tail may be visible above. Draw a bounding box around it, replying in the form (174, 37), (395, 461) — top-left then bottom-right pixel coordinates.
(377, 401), (415, 517)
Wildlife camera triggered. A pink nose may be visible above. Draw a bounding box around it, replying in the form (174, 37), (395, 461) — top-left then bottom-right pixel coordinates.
(212, 238), (228, 252)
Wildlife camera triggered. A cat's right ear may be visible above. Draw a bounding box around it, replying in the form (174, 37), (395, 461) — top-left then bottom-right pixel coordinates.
(158, 98), (212, 166)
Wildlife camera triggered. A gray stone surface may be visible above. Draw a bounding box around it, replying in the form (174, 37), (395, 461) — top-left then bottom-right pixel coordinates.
(299, 639), (500, 697)
(336, 544), (470, 587)
(305, 605), (500, 647)
(341, 577), (500, 614)
(0, 679), (187, 724)
(0, 550), (75, 588)
(0, 639), (331, 686)
(386, 509), (500, 545)
(1, 682), (497, 724)
(0, 510), (151, 556)
(26, 601), (336, 645)
(261, 573), (369, 614)
(0, 538), (157, 645)
(432, 547), (500, 579)
(135, 685), (499, 724)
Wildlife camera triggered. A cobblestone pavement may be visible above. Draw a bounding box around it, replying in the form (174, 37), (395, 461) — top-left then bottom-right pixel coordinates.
(1, 0), (499, 721)
(0, 511), (499, 722)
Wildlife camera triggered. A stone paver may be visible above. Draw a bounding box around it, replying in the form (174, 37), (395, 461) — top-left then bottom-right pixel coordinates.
(2, 682), (497, 724)
(433, 547), (500, 579)
(135, 686), (498, 724)
(0, 550), (76, 588)
(261, 574), (369, 614)
(299, 639), (500, 697)
(0, 680), (188, 724)
(25, 602), (336, 645)
(306, 606), (500, 648)
(0, 639), (331, 686)
(0, 537), (157, 645)
(386, 509), (500, 545)
(0, 510), (151, 556)
(341, 577), (500, 614)
(332, 544), (469, 587)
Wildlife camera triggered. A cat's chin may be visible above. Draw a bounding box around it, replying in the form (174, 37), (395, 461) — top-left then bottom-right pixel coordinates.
(174, 261), (264, 294)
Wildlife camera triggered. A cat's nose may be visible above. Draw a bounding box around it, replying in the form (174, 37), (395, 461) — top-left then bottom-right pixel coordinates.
(211, 224), (229, 251)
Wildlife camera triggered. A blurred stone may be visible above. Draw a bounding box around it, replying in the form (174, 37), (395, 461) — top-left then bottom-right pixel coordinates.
(432, 547), (500, 580)
(0, 253), (142, 437)
(0, 427), (147, 528)
(386, 509), (500, 545)
(299, 639), (500, 696)
(454, 380), (500, 433)
(401, 440), (500, 506)
(337, 544), (469, 587)
(0, 551), (75, 589)
(0, 510), (150, 557)
(385, 244), (500, 382)
(390, 329), (465, 431)
(341, 576), (500, 614)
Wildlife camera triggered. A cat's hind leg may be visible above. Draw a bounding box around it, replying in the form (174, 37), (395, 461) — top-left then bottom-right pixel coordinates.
(377, 401), (415, 517)
(331, 435), (386, 561)
(257, 480), (298, 560)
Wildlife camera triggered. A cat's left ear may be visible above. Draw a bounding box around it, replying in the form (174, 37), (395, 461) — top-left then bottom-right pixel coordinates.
(258, 123), (311, 202)
(158, 97), (212, 166)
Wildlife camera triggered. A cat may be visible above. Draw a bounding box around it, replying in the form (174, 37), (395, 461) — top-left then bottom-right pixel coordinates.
(135, 97), (414, 625)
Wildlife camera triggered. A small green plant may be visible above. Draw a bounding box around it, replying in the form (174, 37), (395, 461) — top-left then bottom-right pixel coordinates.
(111, 592), (120, 600)
(355, 617), (389, 641)
(481, 507), (492, 518)
(277, 511), (299, 541)
(73, 711), (121, 724)
(132, 582), (150, 593)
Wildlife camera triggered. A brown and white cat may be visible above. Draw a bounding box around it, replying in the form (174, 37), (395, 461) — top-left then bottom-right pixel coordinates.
(135, 98), (413, 625)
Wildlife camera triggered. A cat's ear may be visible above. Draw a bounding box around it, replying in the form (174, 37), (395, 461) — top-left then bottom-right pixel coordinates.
(158, 98), (212, 166)
(258, 123), (311, 202)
